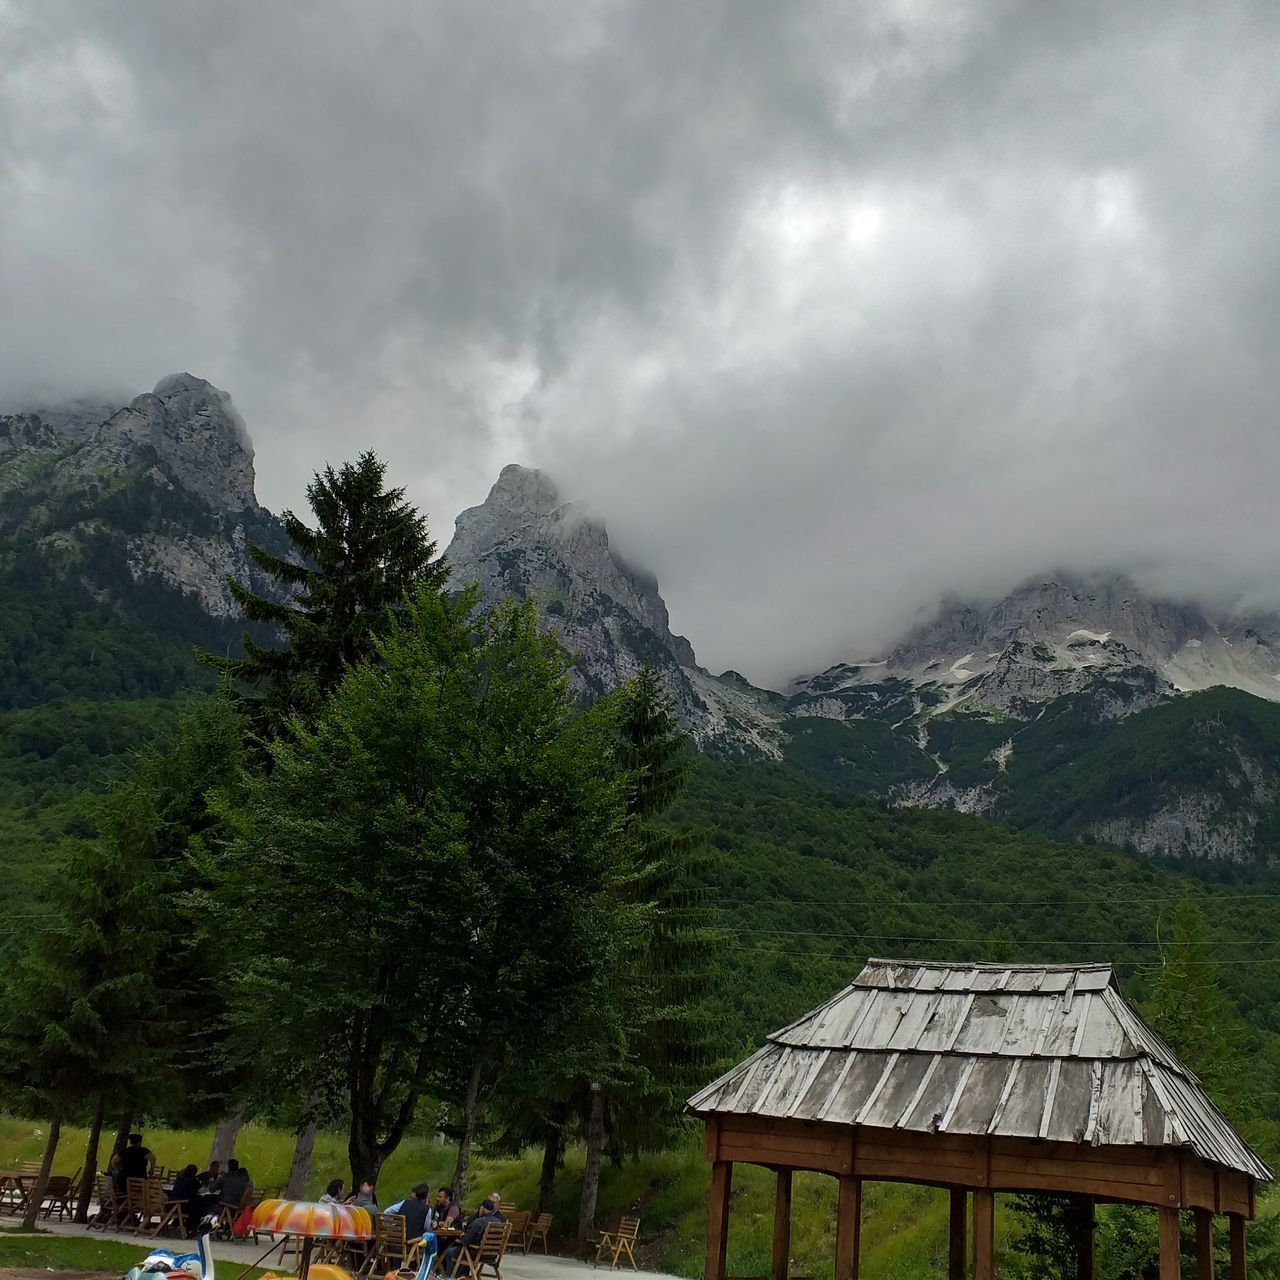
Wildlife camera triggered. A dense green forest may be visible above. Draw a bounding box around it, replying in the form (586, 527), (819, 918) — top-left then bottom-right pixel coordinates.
(672, 759), (1280, 1159)
(781, 684), (1280, 859)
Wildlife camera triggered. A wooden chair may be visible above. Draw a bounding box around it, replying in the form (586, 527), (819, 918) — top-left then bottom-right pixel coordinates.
(357, 1212), (409, 1278)
(526, 1213), (552, 1254)
(124, 1177), (149, 1232)
(35, 1175), (74, 1222)
(450, 1222), (510, 1280)
(19, 1162), (43, 1178)
(216, 1185), (253, 1238)
(504, 1211), (531, 1254)
(593, 1216), (640, 1271)
(89, 1175), (125, 1230)
(144, 1180), (186, 1237)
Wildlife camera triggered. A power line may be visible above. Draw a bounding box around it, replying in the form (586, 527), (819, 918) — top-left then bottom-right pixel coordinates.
(713, 892), (1280, 908)
(722, 944), (1280, 966)
(725, 928), (1280, 946)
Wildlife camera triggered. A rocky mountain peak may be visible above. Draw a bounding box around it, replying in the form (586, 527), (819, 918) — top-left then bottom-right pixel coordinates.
(99, 373), (258, 512)
(0, 373), (283, 622)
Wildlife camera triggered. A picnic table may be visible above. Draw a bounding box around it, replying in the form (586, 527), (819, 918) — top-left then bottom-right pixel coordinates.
(0, 1172), (31, 1214)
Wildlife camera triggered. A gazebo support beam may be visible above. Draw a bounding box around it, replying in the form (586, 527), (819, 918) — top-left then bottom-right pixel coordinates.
(1194, 1208), (1213, 1280)
(771, 1168), (792, 1280)
(972, 1189), (994, 1280)
(705, 1160), (733, 1280)
(1159, 1206), (1181, 1280)
(948, 1189), (966, 1280)
(1078, 1196), (1096, 1280)
(1230, 1213), (1247, 1279)
(834, 1175), (861, 1280)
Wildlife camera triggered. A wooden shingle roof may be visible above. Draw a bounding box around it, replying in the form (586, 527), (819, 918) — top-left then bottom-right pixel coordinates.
(688, 958), (1272, 1182)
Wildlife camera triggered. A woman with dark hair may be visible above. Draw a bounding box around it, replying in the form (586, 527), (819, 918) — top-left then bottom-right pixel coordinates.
(170, 1164), (202, 1236)
(319, 1179), (345, 1205)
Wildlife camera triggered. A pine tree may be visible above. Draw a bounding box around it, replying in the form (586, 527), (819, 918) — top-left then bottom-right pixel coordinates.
(199, 451), (446, 733)
(576, 667), (723, 1240)
(0, 791), (170, 1228)
(1142, 896), (1249, 1109)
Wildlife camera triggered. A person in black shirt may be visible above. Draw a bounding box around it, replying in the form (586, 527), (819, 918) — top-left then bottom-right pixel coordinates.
(169, 1164), (202, 1236)
(220, 1159), (253, 1210)
(198, 1160), (223, 1194)
(115, 1133), (155, 1191)
(443, 1199), (503, 1276)
(395, 1184), (432, 1242)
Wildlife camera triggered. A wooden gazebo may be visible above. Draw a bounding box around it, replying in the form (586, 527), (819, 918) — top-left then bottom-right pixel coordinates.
(688, 959), (1271, 1279)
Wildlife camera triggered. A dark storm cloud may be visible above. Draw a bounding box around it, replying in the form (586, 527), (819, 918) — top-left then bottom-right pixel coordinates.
(3, 0), (1280, 684)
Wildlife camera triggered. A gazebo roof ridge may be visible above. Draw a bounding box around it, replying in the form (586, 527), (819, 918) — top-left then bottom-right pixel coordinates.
(689, 956), (1272, 1183)
(693, 956), (1270, 1280)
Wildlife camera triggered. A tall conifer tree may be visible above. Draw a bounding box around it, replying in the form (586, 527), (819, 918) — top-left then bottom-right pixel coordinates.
(200, 451), (446, 732)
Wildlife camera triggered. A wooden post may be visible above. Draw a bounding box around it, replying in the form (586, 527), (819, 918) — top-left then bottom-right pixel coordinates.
(1229, 1213), (1247, 1279)
(972, 1190), (994, 1280)
(834, 1175), (861, 1280)
(949, 1189), (966, 1280)
(705, 1161), (732, 1280)
(771, 1169), (792, 1280)
(1078, 1196), (1096, 1280)
(1194, 1208), (1214, 1280)
(1159, 1206), (1181, 1280)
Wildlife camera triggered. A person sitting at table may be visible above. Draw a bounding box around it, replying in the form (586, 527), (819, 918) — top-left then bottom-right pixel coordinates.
(114, 1132), (156, 1191)
(346, 1180), (377, 1210)
(170, 1163), (202, 1236)
(198, 1160), (223, 1194)
(319, 1179), (345, 1205)
(394, 1183), (432, 1242)
(219, 1159), (252, 1209)
(427, 1187), (459, 1230)
(442, 1199), (503, 1276)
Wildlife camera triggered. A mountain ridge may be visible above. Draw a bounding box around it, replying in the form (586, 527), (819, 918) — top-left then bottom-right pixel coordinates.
(4, 377), (1277, 863)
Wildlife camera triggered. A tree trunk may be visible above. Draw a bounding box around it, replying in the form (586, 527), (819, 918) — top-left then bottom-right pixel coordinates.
(74, 1095), (106, 1223)
(209, 1111), (244, 1167)
(21, 1113), (62, 1231)
(538, 1122), (562, 1216)
(110, 1110), (133, 1176)
(450, 1057), (484, 1203)
(347, 1141), (390, 1192)
(286, 1115), (319, 1200)
(577, 1085), (606, 1247)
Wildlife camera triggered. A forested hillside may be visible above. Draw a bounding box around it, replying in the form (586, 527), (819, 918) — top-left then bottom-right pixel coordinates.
(781, 684), (1280, 861)
(670, 760), (1280, 1160)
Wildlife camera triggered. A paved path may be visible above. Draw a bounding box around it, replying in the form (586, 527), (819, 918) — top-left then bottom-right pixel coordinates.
(28, 1219), (679, 1280)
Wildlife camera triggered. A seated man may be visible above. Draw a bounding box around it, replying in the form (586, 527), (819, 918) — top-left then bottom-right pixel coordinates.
(427, 1187), (460, 1231)
(395, 1184), (432, 1242)
(442, 1199), (503, 1277)
(219, 1159), (253, 1209)
(197, 1160), (223, 1194)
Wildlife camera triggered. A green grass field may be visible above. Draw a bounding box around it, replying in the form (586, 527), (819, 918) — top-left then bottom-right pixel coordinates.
(0, 1115), (1274, 1279)
(0, 1230), (271, 1279)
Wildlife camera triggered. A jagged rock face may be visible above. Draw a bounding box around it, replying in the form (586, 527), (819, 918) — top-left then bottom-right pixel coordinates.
(445, 464), (783, 753)
(449, 464), (697, 668)
(790, 572), (1280, 721)
(0, 374), (285, 619)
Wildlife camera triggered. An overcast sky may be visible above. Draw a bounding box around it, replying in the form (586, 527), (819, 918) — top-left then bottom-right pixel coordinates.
(4, 1), (1280, 685)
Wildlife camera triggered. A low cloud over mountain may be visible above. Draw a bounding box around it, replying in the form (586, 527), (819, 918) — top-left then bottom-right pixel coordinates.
(5, 2), (1280, 684)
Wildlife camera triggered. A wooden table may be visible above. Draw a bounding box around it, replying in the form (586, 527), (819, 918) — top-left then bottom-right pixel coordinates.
(0, 1173), (30, 1214)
